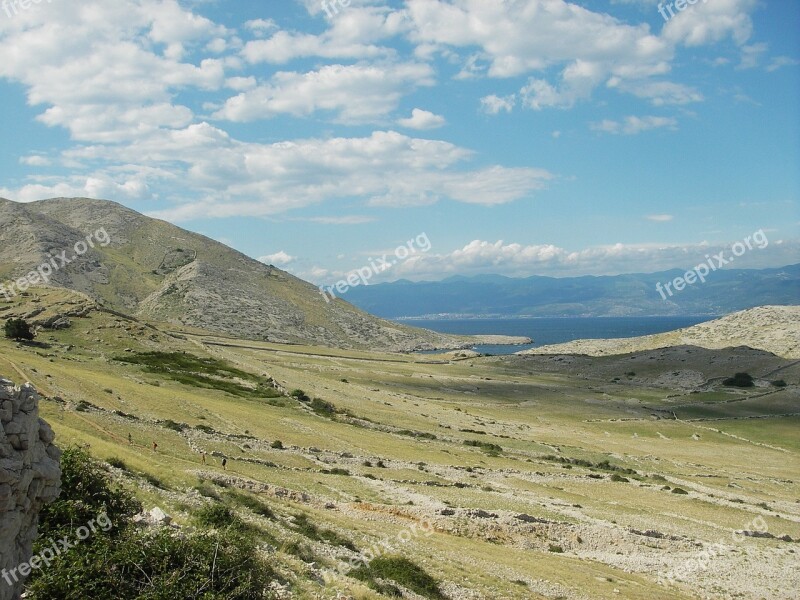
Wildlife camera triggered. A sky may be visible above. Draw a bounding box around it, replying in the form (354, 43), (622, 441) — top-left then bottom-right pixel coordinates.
(0, 0), (798, 285)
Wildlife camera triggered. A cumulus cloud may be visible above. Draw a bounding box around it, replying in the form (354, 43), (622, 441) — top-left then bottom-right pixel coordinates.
(214, 62), (435, 123)
(397, 108), (446, 129)
(383, 237), (800, 280)
(480, 94), (516, 114)
(258, 251), (296, 266)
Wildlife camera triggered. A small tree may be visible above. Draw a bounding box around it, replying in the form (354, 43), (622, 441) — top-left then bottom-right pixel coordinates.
(723, 372), (754, 388)
(4, 318), (34, 341)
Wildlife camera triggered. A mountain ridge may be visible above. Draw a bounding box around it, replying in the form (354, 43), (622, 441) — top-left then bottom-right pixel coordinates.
(0, 197), (485, 351)
(343, 265), (800, 318)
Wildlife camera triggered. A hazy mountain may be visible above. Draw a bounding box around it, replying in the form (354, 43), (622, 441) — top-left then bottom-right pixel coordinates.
(0, 197), (469, 351)
(342, 266), (800, 318)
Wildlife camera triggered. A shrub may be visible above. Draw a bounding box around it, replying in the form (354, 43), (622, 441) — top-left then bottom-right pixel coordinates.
(162, 419), (187, 432)
(610, 474), (629, 483)
(290, 513), (356, 550)
(310, 397), (336, 417)
(28, 527), (272, 599)
(282, 540), (316, 562)
(349, 556), (445, 600)
(37, 446), (141, 541)
(464, 440), (502, 455)
(723, 372), (754, 388)
(321, 467), (350, 476)
(548, 544), (564, 553)
(106, 457), (128, 471)
(28, 448), (274, 598)
(4, 318), (34, 341)
(270, 440), (284, 449)
(772, 380), (787, 387)
(290, 389), (310, 401)
(194, 503), (245, 530)
(226, 490), (275, 519)
(671, 487), (689, 495)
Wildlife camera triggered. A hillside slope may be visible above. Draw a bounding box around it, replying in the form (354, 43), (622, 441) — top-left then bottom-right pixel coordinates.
(518, 305), (800, 359)
(0, 197), (474, 351)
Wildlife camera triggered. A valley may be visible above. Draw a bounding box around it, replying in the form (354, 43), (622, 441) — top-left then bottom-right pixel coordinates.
(1, 288), (797, 599)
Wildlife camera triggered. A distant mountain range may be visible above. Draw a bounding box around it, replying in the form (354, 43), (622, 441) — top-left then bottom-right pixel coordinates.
(342, 266), (800, 318)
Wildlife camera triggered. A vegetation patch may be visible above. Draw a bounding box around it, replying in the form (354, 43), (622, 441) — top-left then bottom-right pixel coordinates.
(397, 429), (437, 440)
(464, 440), (502, 455)
(723, 372), (755, 388)
(542, 455), (637, 475)
(28, 447), (275, 599)
(113, 351), (281, 398)
(348, 556), (445, 600)
(290, 513), (357, 551)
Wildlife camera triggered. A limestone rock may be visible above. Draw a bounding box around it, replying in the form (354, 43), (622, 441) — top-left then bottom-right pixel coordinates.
(0, 380), (61, 600)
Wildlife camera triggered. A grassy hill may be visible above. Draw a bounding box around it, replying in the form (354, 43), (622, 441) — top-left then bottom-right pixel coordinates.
(2, 287), (798, 599)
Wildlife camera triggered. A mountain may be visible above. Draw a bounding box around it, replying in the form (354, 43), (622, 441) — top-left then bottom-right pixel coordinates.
(0, 197), (473, 351)
(342, 266), (800, 318)
(518, 305), (800, 359)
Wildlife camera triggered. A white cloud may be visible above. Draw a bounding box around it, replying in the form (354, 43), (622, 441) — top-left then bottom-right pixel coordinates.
(738, 43), (767, 70)
(767, 56), (800, 72)
(40, 127), (552, 220)
(305, 215), (377, 225)
(480, 94), (515, 114)
(403, 0), (758, 110)
(591, 115), (677, 135)
(617, 80), (703, 106)
(214, 62), (435, 123)
(383, 237), (800, 280)
(646, 214), (674, 222)
(241, 5), (406, 64)
(258, 251), (296, 266)
(397, 108), (446, 130)
(244, 19), (278, 34)
(19, 155), (51, 166)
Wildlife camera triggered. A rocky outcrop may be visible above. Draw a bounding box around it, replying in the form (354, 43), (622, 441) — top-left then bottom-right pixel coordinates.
(518, 305), (800, 359)
(0, 380), (61, 600)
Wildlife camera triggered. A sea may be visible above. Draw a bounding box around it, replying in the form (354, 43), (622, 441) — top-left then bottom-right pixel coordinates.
(397, 316), (716, 355)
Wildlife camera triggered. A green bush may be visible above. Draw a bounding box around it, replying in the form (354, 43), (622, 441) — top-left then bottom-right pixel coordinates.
(671, 487), (689, 495)
(349, 556), (445, 600)
(28, 527), (273, 599)
(37, 446), (141, 542)
(28, 447), (276, 599)
(4, 318), (34, 341)
(464, 440), (502, 455)
(290, 389), (310, 401)
(290, 513), (356, 551)
(106, 457), (128, 471)
(226, 490), (275, 519)
(723, 372), (754, 388)
(772, 380), (787, 387)
(194, 503), (246, 530)
(162, 419), (187, 432)
(309, 397), (336, 417)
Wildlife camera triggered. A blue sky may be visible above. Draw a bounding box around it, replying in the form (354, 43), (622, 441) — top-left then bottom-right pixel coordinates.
(0, 0), (798, 283)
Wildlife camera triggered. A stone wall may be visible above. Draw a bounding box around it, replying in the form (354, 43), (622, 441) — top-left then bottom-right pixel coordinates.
(0, 379), (61, 600)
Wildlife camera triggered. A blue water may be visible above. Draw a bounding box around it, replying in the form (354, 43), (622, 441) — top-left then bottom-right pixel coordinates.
(398, 316), (716, 355)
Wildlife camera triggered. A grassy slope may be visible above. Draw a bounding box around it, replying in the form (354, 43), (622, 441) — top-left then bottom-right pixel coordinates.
(1, 290), (798, 599)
